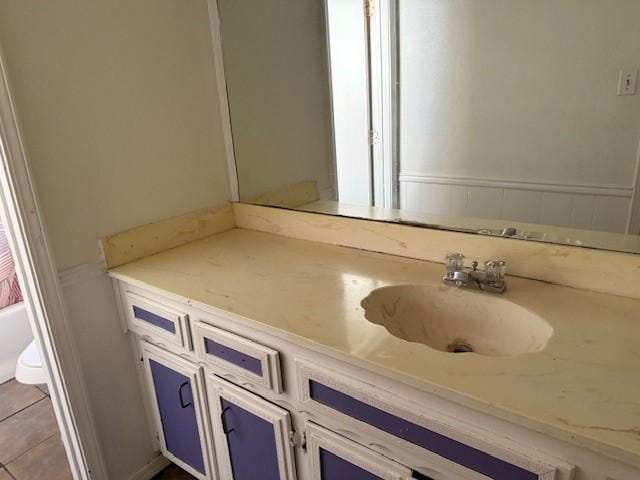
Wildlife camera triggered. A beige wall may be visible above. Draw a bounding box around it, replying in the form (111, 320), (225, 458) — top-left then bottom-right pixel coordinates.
(0, 0), (231, 270)
(218, 0), (336, 202)
(400, 0), (640, 187)
(0, 1), (231, 479)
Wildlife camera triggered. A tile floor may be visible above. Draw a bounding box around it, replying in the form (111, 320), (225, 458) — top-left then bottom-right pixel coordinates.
(152, 464), (196, 479)
(0, 378), (72, 480)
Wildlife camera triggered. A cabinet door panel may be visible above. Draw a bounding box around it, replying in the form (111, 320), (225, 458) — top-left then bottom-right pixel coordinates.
(149, 359), (205, 474)
(307, 422), (412, 480)
(221, 398), (280, 480)
(320, 449), (384, 480)
(208, 375), (296, 480)
(141, 342), (215, 480)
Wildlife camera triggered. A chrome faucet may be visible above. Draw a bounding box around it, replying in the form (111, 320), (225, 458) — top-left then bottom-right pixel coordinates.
(442, 253), (507, 294)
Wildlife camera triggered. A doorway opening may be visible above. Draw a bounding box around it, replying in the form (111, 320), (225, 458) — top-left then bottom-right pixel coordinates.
(325, 0), (398, 209)
(0, 49), (106, 479)
(0, 221), (74, 479)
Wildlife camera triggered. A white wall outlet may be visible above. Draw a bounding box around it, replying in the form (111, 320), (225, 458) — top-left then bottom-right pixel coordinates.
(617, 69), (638, 96)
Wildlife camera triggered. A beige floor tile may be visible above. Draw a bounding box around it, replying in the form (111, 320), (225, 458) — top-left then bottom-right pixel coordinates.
(6, 435), (72, 480)
(0, 468), (13, 480)
(36, 383), (48, 396)
(0, 398), (60, 464)
(152, 464), (196, 479)
(0, 380), (45, 422)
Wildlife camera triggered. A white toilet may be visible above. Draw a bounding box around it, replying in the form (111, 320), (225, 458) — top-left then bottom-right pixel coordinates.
(15, 340), (47, 385)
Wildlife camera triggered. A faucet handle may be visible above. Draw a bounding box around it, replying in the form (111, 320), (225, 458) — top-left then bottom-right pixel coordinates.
(485, 260), (506, 282)
(445, 253), (465, 275)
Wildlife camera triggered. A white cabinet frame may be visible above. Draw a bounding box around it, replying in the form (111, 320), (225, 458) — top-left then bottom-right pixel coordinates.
(140, 342), (217, 480)
(206, 374), (297, 480)
(306, 422), (413, 480)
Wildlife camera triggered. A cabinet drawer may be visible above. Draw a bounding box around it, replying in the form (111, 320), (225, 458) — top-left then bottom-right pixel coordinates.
(193, 321), (282, 392)
(296, 360), (562, 480)
(124, 291), (189, 348)
(306, 422), (413, 480)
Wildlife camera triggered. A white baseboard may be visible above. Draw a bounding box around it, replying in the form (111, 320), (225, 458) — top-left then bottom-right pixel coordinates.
(128, 454), (170, 480)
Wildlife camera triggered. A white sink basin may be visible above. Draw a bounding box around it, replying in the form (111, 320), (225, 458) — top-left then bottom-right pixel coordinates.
(361, 285), (553, 357)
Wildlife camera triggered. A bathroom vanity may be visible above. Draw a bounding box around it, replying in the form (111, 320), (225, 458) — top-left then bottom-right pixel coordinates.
(98, 2), (640, 478)
(108, 217), (640, 480)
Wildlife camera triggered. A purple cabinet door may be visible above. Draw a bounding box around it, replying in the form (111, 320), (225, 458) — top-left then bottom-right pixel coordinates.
(319, 448), (383, 480)
(220, 398), (281, 480)
(149, 360), (205, 474)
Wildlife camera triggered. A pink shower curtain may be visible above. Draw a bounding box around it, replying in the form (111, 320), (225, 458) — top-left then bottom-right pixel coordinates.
(0, 223), (22, 308)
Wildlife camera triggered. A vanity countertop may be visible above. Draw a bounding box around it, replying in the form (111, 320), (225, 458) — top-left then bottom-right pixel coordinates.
(109, 228), (640, 466)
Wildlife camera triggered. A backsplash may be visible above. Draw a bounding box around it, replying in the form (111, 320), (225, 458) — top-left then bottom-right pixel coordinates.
(233, 202), (640, 300)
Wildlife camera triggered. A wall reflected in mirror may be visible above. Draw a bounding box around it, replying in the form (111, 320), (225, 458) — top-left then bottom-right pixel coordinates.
(218, 0), (640, 253)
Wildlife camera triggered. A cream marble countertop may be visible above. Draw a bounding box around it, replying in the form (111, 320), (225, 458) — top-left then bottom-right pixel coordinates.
(110, 228), (640, 466)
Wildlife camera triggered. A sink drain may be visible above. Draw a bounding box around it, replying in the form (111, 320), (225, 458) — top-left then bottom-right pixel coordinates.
(447, 340), (474, 354)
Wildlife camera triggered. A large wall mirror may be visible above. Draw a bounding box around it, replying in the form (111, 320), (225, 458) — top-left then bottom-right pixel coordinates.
(218, 0), (640, 253)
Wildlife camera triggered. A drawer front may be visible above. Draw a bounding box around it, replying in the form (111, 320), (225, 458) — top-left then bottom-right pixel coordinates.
(204, 337), (263, 376)
(193, 321), (282, 392)
(133, 306), (176, 334)
(297, 361), (559, 480)
(124, 291), (188, 348)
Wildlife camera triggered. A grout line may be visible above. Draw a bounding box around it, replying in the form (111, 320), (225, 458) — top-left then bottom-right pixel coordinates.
(35, 384), (49, 396)
(0, 396), (49, 424)
(3, 467), (17, 480)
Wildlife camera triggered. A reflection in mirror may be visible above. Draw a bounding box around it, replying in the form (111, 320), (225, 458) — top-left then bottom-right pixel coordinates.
(218, 0), (640, 253)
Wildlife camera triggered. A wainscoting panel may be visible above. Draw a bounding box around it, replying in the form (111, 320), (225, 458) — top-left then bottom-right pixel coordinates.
(59, 262), (159, 480)
(399, 175), (633, 233)
(540, 193), (573, 228)
(503, 189), (541, 224)
(592, 196), (631, 233)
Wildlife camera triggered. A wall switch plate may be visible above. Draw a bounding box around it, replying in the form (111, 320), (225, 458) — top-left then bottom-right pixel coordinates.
(617, 69), (638, 96)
